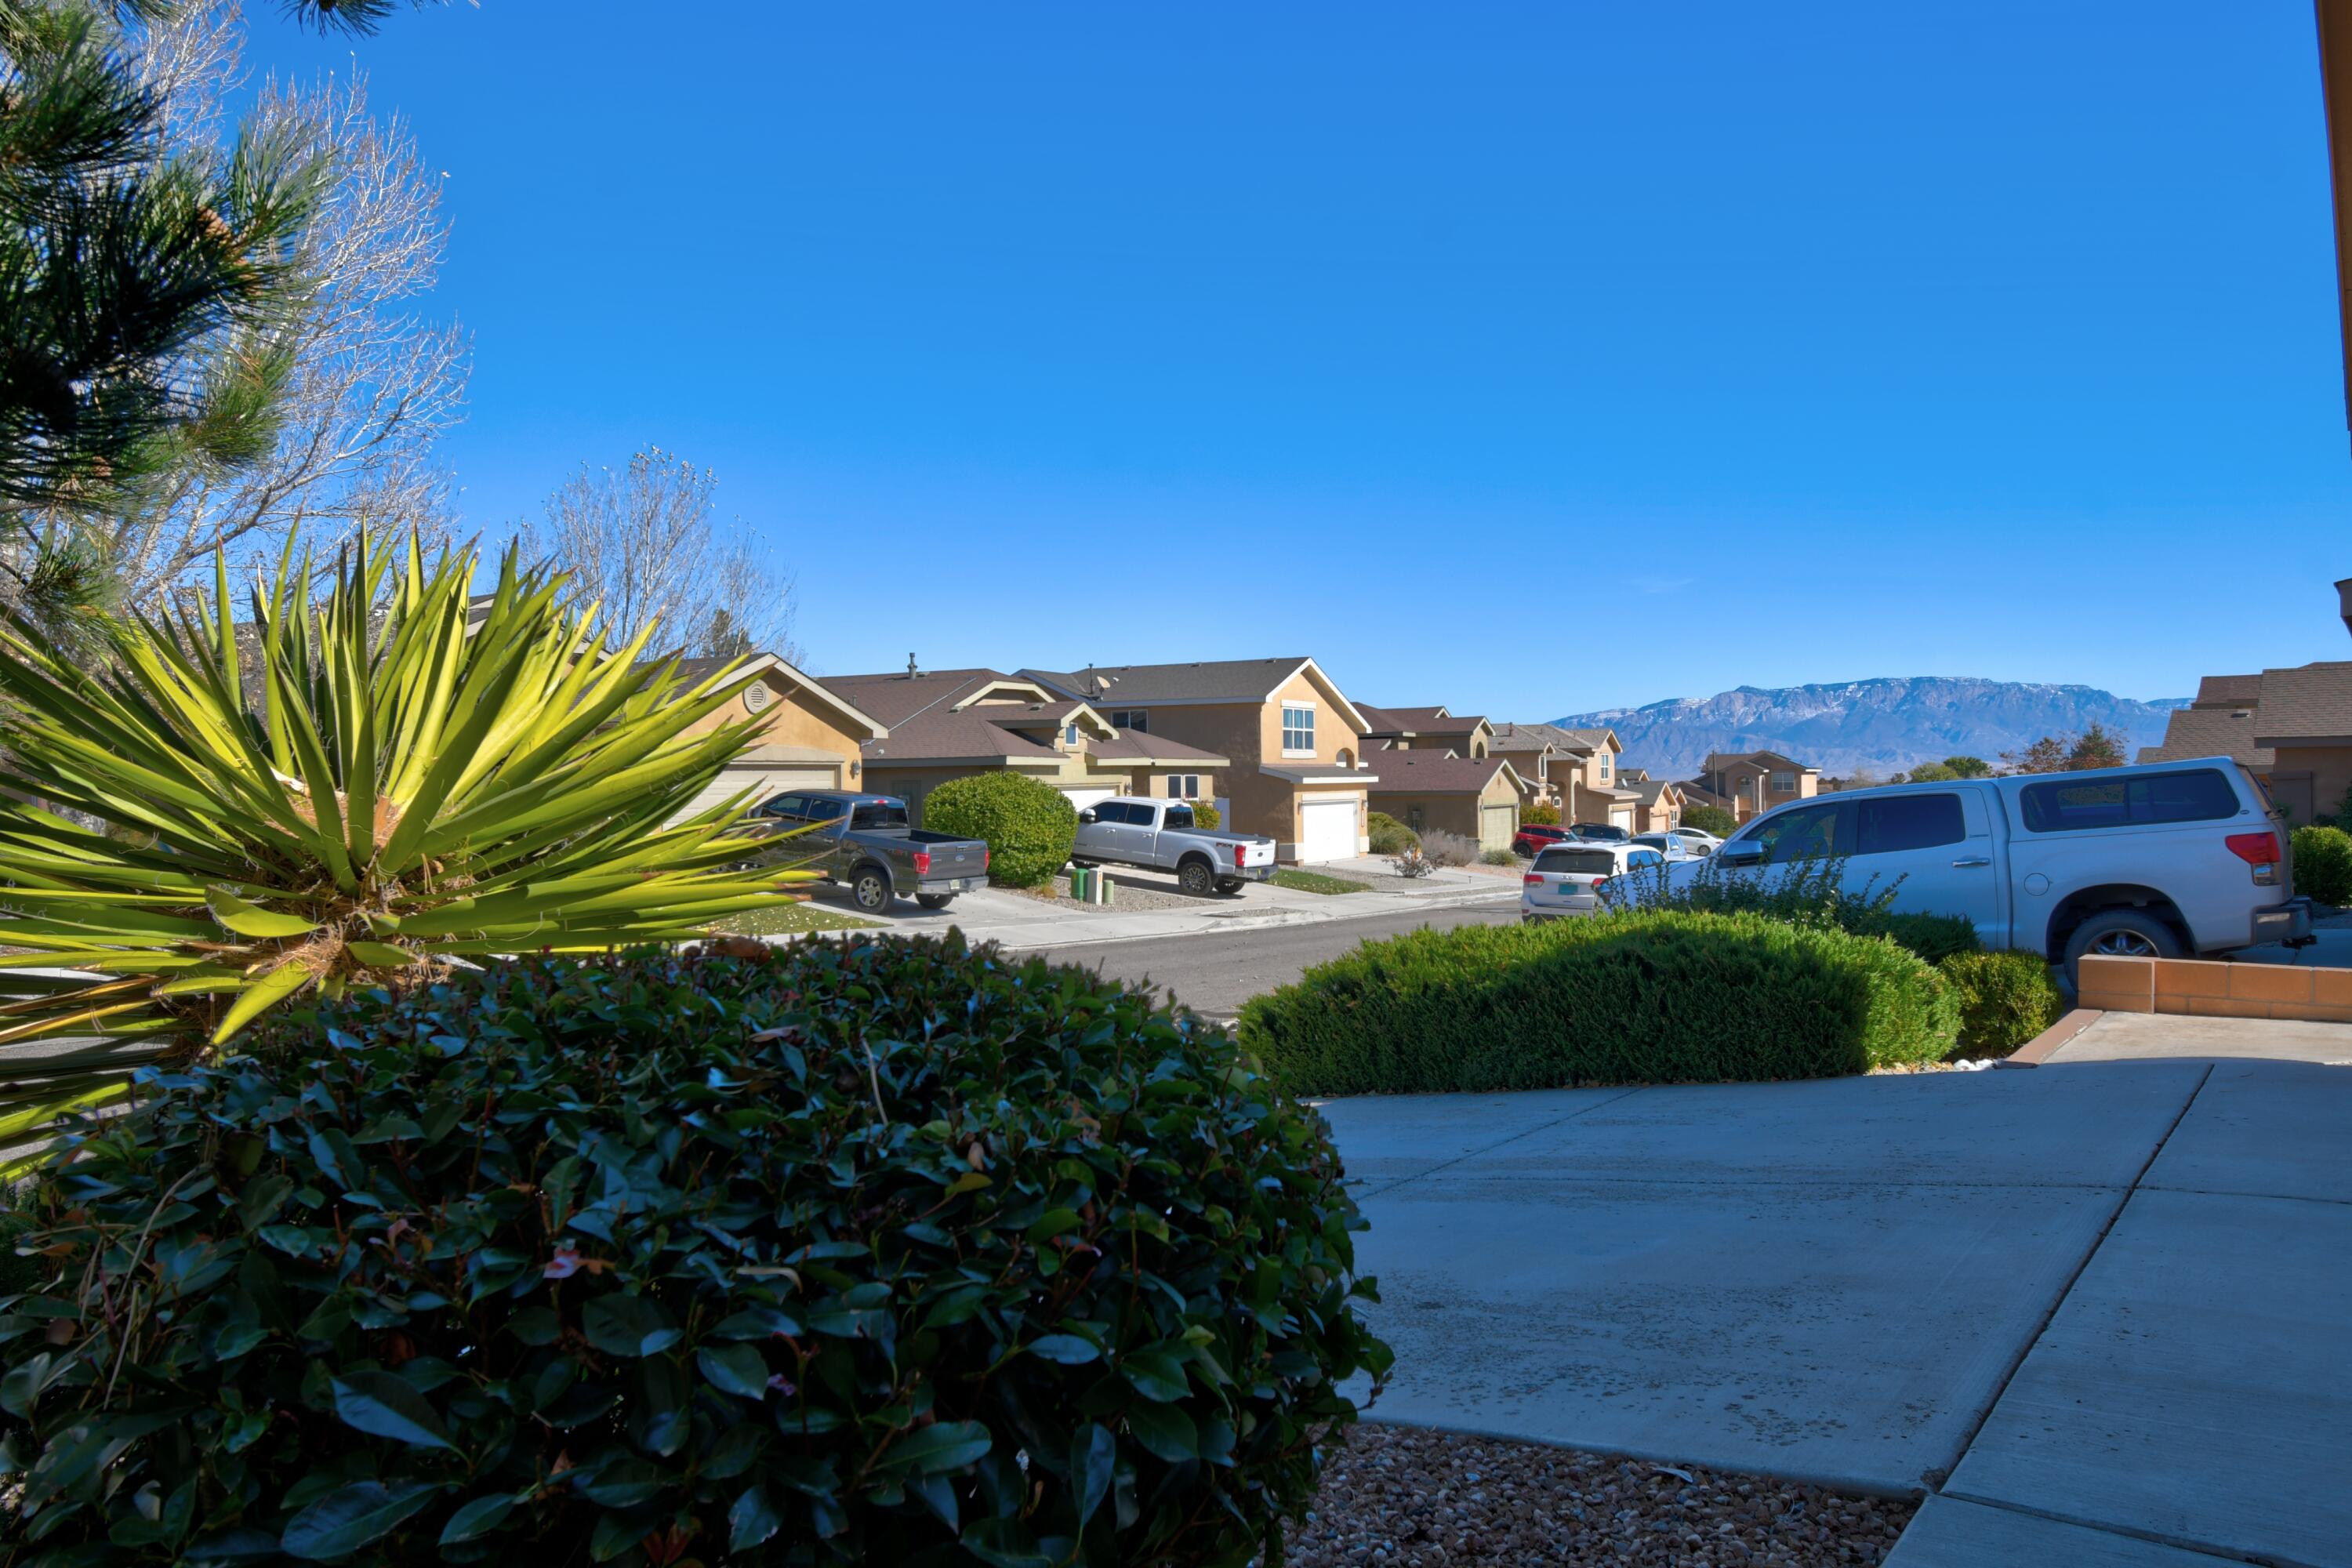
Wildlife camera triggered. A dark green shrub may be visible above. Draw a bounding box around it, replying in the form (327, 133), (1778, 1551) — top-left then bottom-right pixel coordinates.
(1185, 797), (1221, 829)
(1366, 811), (1418, 855)
(1521, 801), (1560, 826)
(2292, 824), (2352, 906)
(1679, 804), (1738, 837)
(0, 938), (1388, 1566)
(924, 771), (1077, 887)
(1608, 853), (1980, 963)
(1939, 949), (2063, 1058)
(1869, 911), (1981, 965)
(1239, 910), (1958, 1094)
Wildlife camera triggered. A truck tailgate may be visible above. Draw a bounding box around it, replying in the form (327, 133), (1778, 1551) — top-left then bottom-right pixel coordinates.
(916, 841), (989, 880)
(1233, 839), (1276, 869)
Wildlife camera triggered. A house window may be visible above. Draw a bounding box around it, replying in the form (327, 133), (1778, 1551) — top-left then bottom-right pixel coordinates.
(1771, 770), (1795, 792)
(1599, 753), (1610, 780)
(1281, 703), (1315, 754)
(1336, 748), (1354, 768)
(1065, 723), (1080, 745)
(1110, 710), (1146, 732)
(1167, 774), (1200, 798)
(1406, 805), (1425, 830)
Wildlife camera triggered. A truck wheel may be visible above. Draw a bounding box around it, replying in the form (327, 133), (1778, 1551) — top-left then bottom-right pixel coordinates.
(2063, 909), (2182, 982)
(851, 867), (892, 914)
(916, 894), (953, 910)
(1214, 877), (1243, 895)
(1178, 859), (1215, 896)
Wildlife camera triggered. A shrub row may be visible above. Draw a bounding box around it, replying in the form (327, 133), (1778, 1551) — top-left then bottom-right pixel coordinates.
(0, 936), (1388, 1566)
(1239, 910), (1959, 1094)
(1366, 811), (1418, 855)
(1940, 949), (2063, 1058)
(2293, 824), (2352, 906)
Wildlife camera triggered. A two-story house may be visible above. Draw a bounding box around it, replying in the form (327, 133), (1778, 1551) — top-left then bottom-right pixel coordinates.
(1689, 750), (1820, 822)
(1023, 659), (1374, 862)
(821, 666), (1228, 822)
(2151, 578), (2352, 823)
(1555, 727), (1639, 832)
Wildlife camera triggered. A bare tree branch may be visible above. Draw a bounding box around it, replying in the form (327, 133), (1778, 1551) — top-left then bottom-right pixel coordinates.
(515, 447), (803, 664)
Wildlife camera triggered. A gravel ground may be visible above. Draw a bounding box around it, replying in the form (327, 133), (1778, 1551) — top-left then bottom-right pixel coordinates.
(1018, 873), (1205, 914)
(1290, 1426), (1915, 1567)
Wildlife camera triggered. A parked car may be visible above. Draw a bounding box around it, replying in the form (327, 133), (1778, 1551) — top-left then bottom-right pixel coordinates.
(1522, 840), (1670, 921)
(1073, 797), (1278, 895)
(1665, 826), (1723, 855)
(748, 790), (990, 914)
(1630, 831), (1700, 861)
(1511, 822), (1577, 858)
(1570, 822), (1632, 843)
(1653, 759), (2308, 982)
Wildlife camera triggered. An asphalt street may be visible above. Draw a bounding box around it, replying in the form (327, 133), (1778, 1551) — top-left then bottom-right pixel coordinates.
(1033, 895), (1516, 1019)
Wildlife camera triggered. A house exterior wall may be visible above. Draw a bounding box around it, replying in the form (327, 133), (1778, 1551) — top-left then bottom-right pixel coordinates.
(2270, 743), (2352, 826)
(1706, 758), (1817, 819)
(1369, 771), (1522, 849)
(1635, 793), (1682, 833)
(675, 670), (866, 777)
(1123, 673), (1371, 858)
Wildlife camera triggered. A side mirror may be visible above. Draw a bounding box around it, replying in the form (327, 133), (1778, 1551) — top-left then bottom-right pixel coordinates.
(1719, 840), (1765, 866)
(1077, 808), (1098, 825)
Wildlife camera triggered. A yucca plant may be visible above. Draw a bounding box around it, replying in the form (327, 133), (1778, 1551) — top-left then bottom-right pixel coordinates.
(0, 532), (811, 1168)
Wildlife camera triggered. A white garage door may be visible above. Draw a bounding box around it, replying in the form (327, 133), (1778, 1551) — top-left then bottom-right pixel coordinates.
(678, 764), (837, 822)
(1610, 807), (1635, 830)
(1062, 786), (1117, 811)
(1479, 804), (1517, 853)
(1297, 797), (1359, 863)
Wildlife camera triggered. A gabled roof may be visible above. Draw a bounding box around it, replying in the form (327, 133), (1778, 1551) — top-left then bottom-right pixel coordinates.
(2193, 673), (2264, 708)
(2139, 706), (2274, 768)
(1022, 658), (1370, 734)
(1559, 728), (1620, 752)
(2252, 661), (2352, 746)
(1360, 703), (1490, 742)
(667, 653), (887, 740)
(862, 709), (1062, 767)
(1091, 729), (1227, 764)
(1703, 749), (1817, 772)
(1625, 776), (1683, 805)
(1488, 721), (1577, 752)
(819, 667), (1019, 728)
(1363, 751), (1527, 796)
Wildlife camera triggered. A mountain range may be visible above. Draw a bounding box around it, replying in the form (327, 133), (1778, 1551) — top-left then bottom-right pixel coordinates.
(1548, 677), (2190, 780)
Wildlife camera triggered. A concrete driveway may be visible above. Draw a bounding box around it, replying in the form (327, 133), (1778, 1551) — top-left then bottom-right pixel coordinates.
(1321, 1022), (2352, 1566)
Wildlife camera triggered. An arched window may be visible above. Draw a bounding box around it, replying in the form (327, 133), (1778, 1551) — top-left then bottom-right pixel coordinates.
(1336, 747), (1355, 769)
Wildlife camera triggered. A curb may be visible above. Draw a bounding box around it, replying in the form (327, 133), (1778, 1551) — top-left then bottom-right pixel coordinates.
(1999, 1008), (2103, 1068)
(977, 883), (1520, 953)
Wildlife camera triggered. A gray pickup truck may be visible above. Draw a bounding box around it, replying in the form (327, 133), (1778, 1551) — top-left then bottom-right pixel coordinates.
(748, 790), (990, 914)
(1071, 797), (1279, 896)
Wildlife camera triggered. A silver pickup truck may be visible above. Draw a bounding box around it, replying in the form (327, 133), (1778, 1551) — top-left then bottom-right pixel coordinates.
(1071, 797), (1278, 896)
(748, 790), (990, 914)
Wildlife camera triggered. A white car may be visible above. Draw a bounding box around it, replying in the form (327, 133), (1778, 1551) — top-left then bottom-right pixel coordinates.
(1632, 830), (1706, 860)
(1664, 826), (1723, 855)
(1648, 758), (2307, 982)
(1522, 840), (1671, 921)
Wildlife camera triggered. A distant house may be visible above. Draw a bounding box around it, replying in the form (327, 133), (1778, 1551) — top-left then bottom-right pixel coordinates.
(1690, 750), (1820, 822)
(1366, 751), (1530, 853)
(666, 653), (890, 818)
(1358, 704), (1493, 757)
(1022, 658), (1375, 862)
(821, 666), (1227, 823)
(1620, 770), (1686, 834)
(1487, 722), (1580, 807)
(2158, 579), (2352, 823)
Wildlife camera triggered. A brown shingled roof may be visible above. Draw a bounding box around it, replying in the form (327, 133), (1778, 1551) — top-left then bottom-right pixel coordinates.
(2252, 662), (2352, 745)
(2136, 706), (2274, 768)
(2193, 673), (2263, 708)
(1363, 752), (1524, 794)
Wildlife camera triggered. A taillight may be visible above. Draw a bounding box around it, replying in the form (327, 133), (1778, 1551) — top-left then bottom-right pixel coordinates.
(1234, 844), (1247, 867)
(2226, 832), (2281, 866)
(1523, 873), (1543, 886)
(912, 850), (931, 875)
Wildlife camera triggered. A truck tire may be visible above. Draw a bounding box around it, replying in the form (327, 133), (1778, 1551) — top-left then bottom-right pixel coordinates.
(850, 866), (893, 915)
(1177, 858), (1215, 897)
(916, 894), (954, 910)
(2063, 908), (2182, 982)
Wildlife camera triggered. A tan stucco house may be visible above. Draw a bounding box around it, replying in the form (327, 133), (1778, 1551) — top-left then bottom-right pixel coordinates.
(1690, 750), (1820, 822)
(820, 666), (1227, 823)
(1023, 659), (1375, 862)
(670, 653), (889, 817)
(1366, 752), (1529, 853)
(2151, 581), (2352, 825)
(1621, 771), (1686, 834)
(1358, 705), (1493, 757)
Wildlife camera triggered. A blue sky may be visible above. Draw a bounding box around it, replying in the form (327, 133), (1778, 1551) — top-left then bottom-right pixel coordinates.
(249, 2), (2352, 718)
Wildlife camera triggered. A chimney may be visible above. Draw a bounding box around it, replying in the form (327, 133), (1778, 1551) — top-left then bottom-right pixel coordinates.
(906, 653), (918, 678)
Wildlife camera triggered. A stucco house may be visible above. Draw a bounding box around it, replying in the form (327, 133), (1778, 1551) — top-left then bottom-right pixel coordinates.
(2151, 580), (2352, 824)
(668, 653), (890, 817)
(1621, 770), (1686, 834)
(1022, 658), (1374, 862)
(1690, 750), (1820, 822)
(1552, 727), (1641, 831)
(1365, 752), (1529, 853)
(1487, 722), (1582, 808)
(821, 666), (1227, 823)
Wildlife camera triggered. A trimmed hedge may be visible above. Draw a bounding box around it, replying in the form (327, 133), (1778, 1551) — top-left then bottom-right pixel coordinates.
(1239, 910), (1958, 1094)
(1679, 804), (1738, 837)
(1366, 811), (1418, 855)
(1521, 801), (1560, 826)
(1186, 798), (1222, 829)
(1871, 911), (1980, 965)
(0, 938), (1388, 1566)
(1940, 949), (2063, 1058)
(2293, 823), (2352, 906)
(923, 770), (1077, 887)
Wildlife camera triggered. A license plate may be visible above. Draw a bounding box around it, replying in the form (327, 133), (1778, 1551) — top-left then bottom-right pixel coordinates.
(937, 878), (976, 892)
(1558, 880), (1579, 893)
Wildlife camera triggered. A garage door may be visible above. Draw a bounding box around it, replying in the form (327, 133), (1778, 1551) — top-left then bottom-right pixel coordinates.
(1479, 804), (1517, 853)
(1062, 786), (1117, 811)
(1610, 807), (1635, 830)
(677, 764), (837, 822)
(1297, 797), (1359, 863)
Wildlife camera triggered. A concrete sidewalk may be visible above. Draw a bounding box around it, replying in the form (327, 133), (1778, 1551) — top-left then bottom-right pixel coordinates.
(838, 855), (1518, 953)
(1319, 1018), (2351, 1566)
